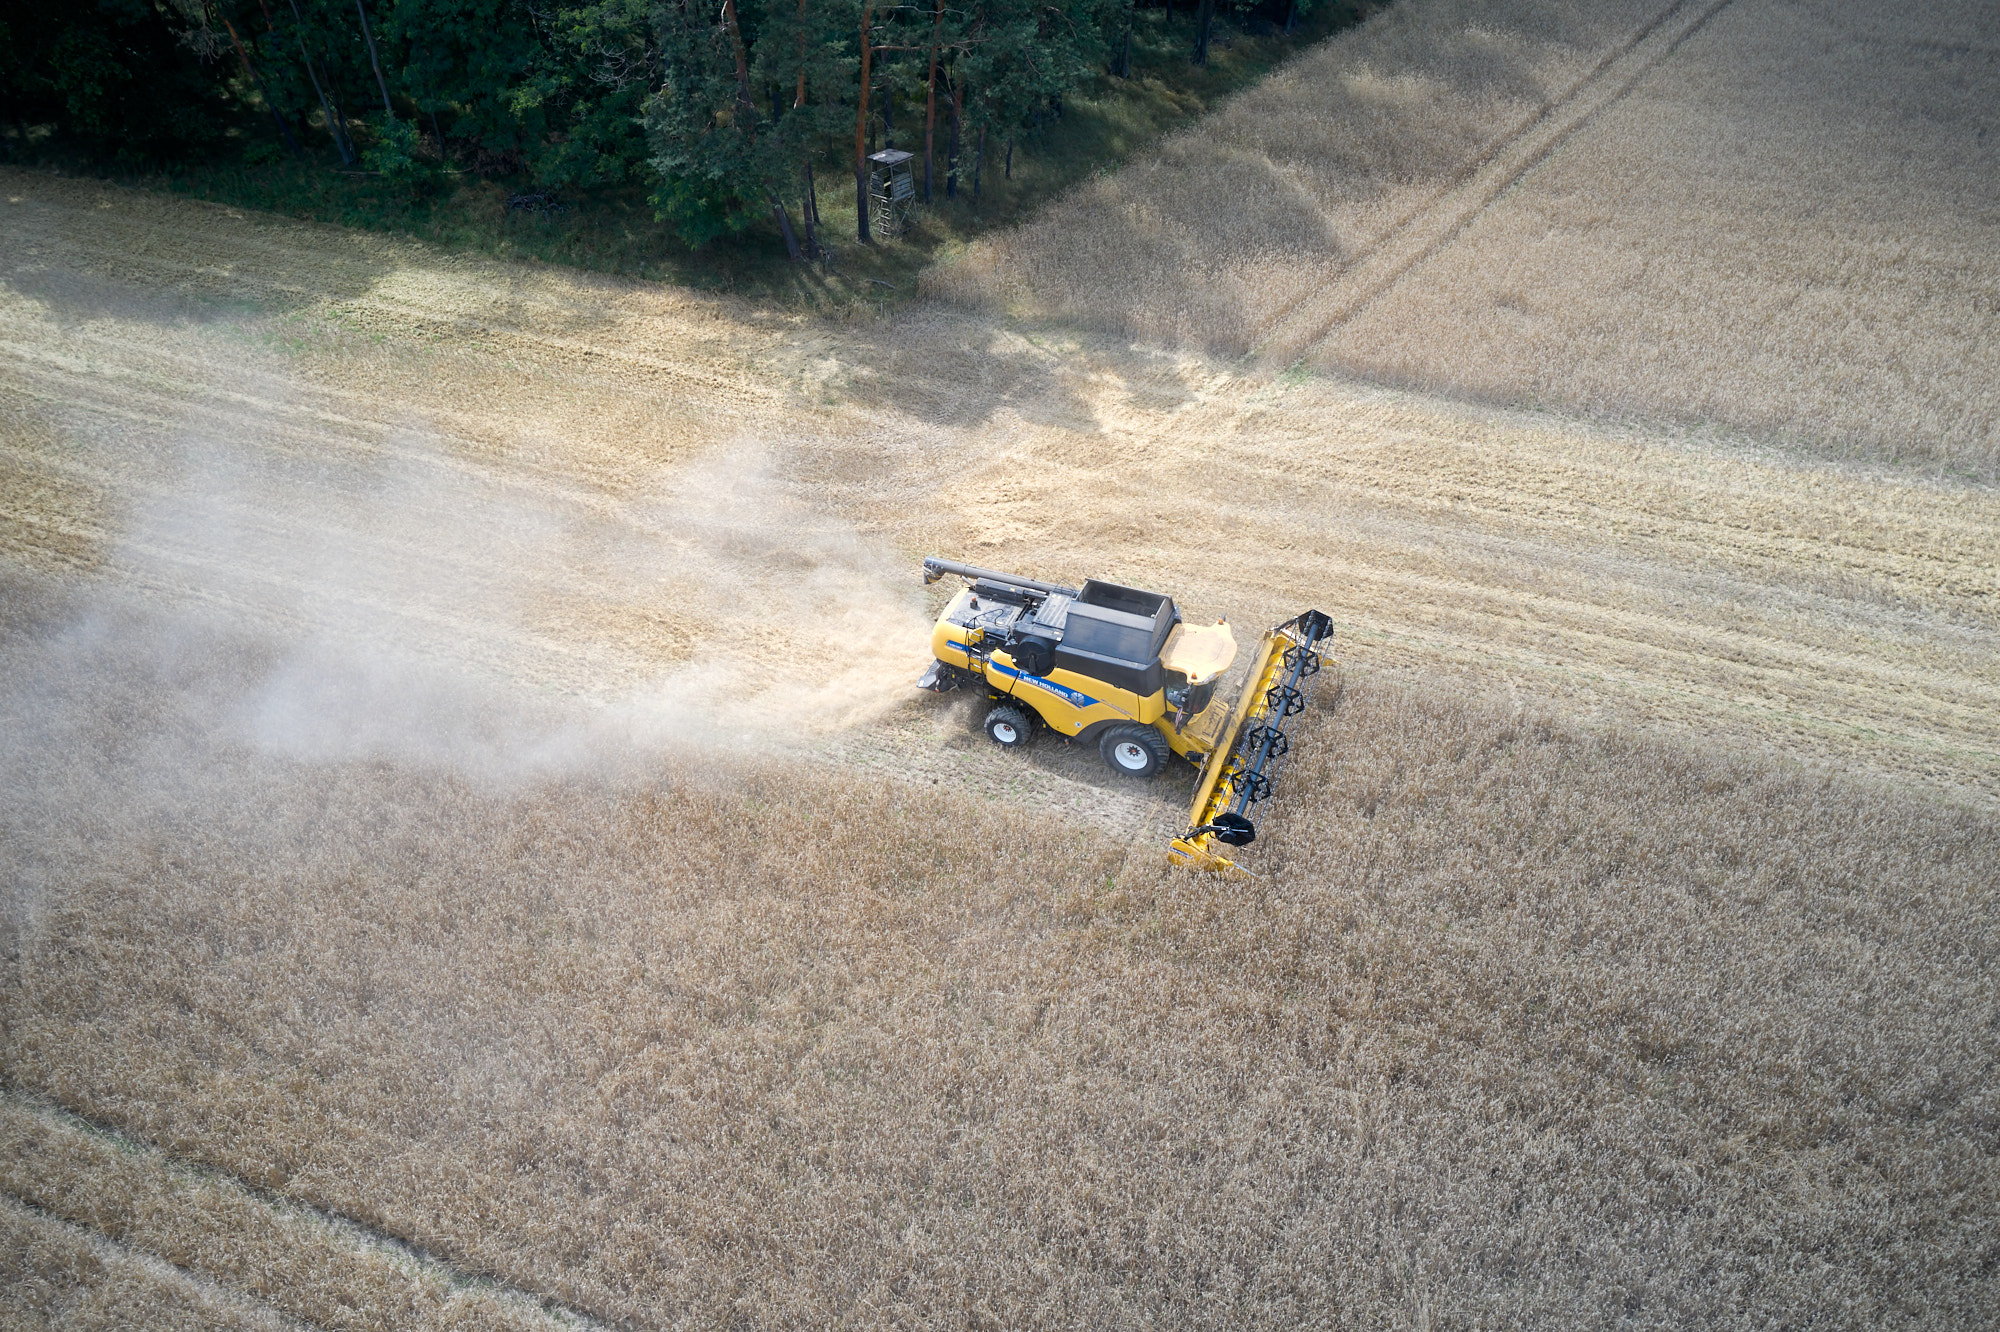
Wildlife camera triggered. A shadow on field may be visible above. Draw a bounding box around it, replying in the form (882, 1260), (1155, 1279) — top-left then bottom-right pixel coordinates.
(3, 167), (1145, 437)
(2, 182), (389, 326)
(925, 684), (1203, 810)
(929, 0), (1673, 353)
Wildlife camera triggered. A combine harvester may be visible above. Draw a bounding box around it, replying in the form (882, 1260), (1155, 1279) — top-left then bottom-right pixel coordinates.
(916, 557), (1336, 874)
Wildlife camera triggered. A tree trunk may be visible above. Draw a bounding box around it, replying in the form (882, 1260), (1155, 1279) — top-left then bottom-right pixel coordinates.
(1112, 2), (1134, 78)
(801, 160), (819, 258)
(795, 0), (809, 108)
(945, 77), (962, 199)
(325, 73), (358, 161)
(794, 0), (815, 258)
(319, 71), (356, 162)
(1005, 135), (1013, 179)
(769, 192), (804, 261)
(721, 0), (754, 118)
(923, 0), (942, 203)
(285, 0), (353, 163)
(972, 123), (985, 200)
(854, 4), (874, 243)
(1285, 0), (1299, 33)
(223, 17), (301, 156)
(355, 0), (393, 116)
(1192, 0), (1215, 65)
(272, 106), (303, 157)
(269, 0), (314, 153)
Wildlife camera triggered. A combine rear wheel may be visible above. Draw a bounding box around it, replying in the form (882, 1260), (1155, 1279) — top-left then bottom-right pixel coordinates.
(984, 705), (1033, 748)
(1101, 724), (1167, 777)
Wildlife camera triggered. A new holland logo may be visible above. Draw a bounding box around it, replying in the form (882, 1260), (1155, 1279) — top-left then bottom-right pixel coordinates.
(991, 662), (1098, 710)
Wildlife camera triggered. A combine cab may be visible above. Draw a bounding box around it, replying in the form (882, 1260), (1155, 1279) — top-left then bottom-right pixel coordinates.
(916, 557), (1336, 874)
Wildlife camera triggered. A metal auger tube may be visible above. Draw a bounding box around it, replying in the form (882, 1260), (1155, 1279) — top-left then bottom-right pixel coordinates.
(922, 557), (1080, 598)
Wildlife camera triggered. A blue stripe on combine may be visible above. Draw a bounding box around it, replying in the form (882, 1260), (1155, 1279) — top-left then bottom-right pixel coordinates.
(987, 661), (1100, 710)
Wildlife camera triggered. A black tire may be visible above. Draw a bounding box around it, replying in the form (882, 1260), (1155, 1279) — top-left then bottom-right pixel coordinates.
(984, 705), (1033, 749)
(1100, 724), (1168, 777)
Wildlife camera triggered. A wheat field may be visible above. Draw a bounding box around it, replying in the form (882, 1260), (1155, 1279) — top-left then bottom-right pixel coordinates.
(933, 0), (2000, 475)
(9, 579), (1996, 1326)
(4, 0), (2000, 1319)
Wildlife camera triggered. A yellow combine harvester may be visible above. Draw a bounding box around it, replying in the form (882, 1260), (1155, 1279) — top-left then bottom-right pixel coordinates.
(916, 557), (1335, 874)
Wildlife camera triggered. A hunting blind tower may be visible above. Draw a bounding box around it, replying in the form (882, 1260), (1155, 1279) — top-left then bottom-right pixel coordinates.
(868, 149), (916, 238)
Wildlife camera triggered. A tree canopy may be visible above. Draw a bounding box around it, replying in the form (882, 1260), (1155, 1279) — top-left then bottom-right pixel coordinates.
(4, 0), (1319, 252)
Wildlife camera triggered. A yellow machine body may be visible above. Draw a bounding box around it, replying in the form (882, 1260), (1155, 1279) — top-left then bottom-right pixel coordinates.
(930, 589), (1237, 758)
(1169, 628), (1291, 874)
(918, 558), (1336, 875)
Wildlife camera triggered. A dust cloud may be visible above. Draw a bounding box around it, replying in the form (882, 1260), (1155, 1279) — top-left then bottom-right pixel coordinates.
(1, 334), (939, 961)
(7, 365), (933, 791)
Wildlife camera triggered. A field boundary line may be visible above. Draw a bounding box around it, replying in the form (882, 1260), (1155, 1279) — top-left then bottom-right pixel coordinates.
(0, 1090), (615, 1332)
(1250, 0), (1739, 369)
(0, 1191), (309, 1331)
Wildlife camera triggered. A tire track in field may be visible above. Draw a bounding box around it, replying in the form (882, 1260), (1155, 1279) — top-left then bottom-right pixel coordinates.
(0, 1193), (305, 1331)
(1251, 0), (1739, 367)
(9, 295), (1998, 804)
(0, 1094), (609, 1332)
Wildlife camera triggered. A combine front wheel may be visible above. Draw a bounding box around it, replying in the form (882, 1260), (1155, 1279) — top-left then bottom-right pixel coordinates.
(1101, 725), (1167, 777)
(984, 705), (1033, 748)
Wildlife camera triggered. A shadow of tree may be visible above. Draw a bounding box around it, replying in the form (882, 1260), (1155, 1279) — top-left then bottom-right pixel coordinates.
(928, 0), (1668, 356)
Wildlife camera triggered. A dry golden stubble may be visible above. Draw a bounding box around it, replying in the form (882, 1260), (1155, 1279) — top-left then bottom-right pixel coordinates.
(3, 49), (1998, 1322)
(5, 187), (1996, 801)
(1312, 0), (2000, 476)
(0, 1193), (298, 1332)
(934, 0), (2000, 475)
(5, 588), (1995, 1327)
(0, 1102), (583, 1332)
(931, 0), (1668, 342)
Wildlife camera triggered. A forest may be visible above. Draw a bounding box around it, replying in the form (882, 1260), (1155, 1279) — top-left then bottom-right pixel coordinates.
(2, 0), (1319, 252)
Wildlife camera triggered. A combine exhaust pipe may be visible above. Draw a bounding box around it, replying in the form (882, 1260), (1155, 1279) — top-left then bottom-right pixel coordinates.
(1170, 610), (1337, 875)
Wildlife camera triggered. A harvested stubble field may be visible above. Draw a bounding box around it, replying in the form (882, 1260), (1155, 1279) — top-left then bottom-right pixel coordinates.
(935, 0), (2000, 476)
(4, 0), (2000, 1320)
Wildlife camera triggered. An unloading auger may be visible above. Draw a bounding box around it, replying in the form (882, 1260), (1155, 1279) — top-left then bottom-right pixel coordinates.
(914, 557), (1337, 874)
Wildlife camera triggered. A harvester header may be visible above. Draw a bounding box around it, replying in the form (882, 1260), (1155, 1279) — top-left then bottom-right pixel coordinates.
(916, 557), (1337, 874)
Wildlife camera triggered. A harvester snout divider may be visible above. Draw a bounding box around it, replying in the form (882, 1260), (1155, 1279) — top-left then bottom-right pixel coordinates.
(916, 557), (1337, 875)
